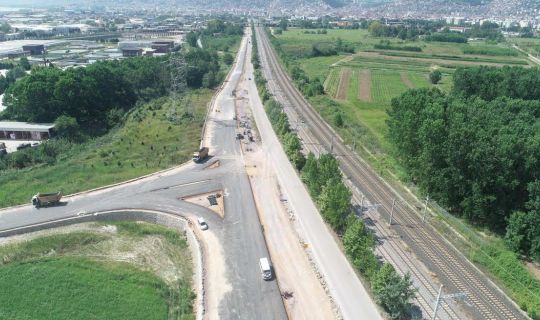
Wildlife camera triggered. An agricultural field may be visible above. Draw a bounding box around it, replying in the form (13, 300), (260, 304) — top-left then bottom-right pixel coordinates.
(273, 27), (531, 156)
(0, 221), (194, 320)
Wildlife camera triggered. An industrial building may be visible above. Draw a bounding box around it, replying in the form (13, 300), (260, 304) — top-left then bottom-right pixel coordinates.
(22, 44), (45, 55)
(0, 121), (55, 140)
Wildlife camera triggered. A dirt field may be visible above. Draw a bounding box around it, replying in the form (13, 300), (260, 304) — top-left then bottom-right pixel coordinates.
(400, 72), (414, 88)
(336, 68), (352, 100)
(358, 69), (372, 102)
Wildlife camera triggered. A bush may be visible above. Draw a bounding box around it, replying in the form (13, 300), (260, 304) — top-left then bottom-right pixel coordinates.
(429, 69), (442, 84)
(343, 219), (378, 277)
(371, 263), (416, 320)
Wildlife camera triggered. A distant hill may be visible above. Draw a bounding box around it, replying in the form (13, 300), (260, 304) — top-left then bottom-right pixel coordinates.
(0, 0), (531, 19)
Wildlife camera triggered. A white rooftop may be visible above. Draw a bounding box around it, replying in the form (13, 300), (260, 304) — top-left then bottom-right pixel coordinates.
(0, 121), (54, 132)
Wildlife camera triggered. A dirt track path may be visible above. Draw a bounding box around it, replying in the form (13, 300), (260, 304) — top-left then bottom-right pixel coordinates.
(358, 69), (372, 102)
(400, 72), (414, 88)
(336, 68), (352, 100)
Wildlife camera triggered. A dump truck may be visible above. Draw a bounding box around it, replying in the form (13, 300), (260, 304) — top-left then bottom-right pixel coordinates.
(32, 192), (62, 208)
(192, 147), (209, 163)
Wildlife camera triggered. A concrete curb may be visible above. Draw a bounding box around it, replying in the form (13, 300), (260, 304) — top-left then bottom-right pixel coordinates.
(0, 209), (206, 320)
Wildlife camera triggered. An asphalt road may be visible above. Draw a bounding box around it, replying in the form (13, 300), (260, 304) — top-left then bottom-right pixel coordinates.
(0, 33), (287, 320)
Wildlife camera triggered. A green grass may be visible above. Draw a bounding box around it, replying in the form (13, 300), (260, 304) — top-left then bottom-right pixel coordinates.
(0, 223), (195, 320)
(0, 89), (212, 207)
(0, 257), (171, 320)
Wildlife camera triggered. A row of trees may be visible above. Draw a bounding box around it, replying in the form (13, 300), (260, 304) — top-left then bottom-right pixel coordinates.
(368, 20), (444, 40)
(425, 32), (468, 43)
(253, 26), (416, 319)
(387, 79), (540, 260)
(368, 20), (503, 42)
(452, 66), (540, 101)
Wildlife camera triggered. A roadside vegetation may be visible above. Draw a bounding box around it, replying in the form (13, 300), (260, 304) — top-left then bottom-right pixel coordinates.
(266, 22), (540, 319)
(0, 221), (194, 320)
(252, 26), (416, 320)
(0, 20), (242, 207)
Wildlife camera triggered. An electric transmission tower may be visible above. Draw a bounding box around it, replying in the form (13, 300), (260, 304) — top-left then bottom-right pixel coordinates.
(167, 55), (188, 123)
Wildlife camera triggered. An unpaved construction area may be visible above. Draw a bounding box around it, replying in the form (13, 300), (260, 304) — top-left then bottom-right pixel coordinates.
(336, 68), (352, 100)
(245, 149), (335, 319)
(235, 41), (335, 318)
(400, 72), (414, 88)
(358, 69), (372, 102)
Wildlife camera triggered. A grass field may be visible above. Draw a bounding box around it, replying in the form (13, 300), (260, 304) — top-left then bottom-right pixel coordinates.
(0, 89), (212, 208)
(0, 222), (194, 320)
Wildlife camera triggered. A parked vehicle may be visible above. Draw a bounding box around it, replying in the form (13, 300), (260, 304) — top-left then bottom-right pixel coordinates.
(17, 143), (31, 150)
(31, 192), (62, 208)
(259, 257), (273, 281)
(192, 147), (209, 163)
(197, 217), (208, 230)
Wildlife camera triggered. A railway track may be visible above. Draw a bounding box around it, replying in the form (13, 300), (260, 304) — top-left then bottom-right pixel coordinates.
(255, 26), (526, 320)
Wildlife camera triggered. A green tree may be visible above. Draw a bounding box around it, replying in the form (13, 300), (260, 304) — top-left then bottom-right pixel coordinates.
(18, 57), (31, 71)
(317, 178), (352, 232)
(429, 69), (442, 84)
(54, 115), (83, 142)
(279, 19), (288, 31)
(334, 112), (344, 127)
(186, 32), (198, 47)
(368, 21), (384, 37)
(223, 53), (234, 65)
(372, 263), (416, 320)
(343, 219), (378, 276)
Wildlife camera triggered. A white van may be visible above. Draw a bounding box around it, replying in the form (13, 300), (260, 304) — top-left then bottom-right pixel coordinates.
(197, 217), (208, 230)
(259, 257), (272, 281)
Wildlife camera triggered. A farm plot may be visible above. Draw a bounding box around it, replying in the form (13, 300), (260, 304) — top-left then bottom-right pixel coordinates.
(371, 70), (409, 104)
(324, 68), (340, 98)
(336, 68), (352, 100)
(357, 69), (372, 102)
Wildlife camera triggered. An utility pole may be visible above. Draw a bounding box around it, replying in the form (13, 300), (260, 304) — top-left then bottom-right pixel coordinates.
(422, 195), (430, 223)
(431, 284), (468, 320)
(360, 194), (364, 212)
(389, 198), (396, 226)
(432, 285), (443, 320)
(330, 135), (334, 154)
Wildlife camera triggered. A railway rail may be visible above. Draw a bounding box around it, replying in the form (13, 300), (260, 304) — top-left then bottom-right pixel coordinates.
(255, 26), (526, 320)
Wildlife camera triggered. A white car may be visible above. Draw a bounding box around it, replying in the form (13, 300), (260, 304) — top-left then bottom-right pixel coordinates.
(197, 217), (208, 230)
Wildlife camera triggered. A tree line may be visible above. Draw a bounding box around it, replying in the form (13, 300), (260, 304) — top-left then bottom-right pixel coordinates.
(387, 66), (540, 262)
(368, 20), (503, 42)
